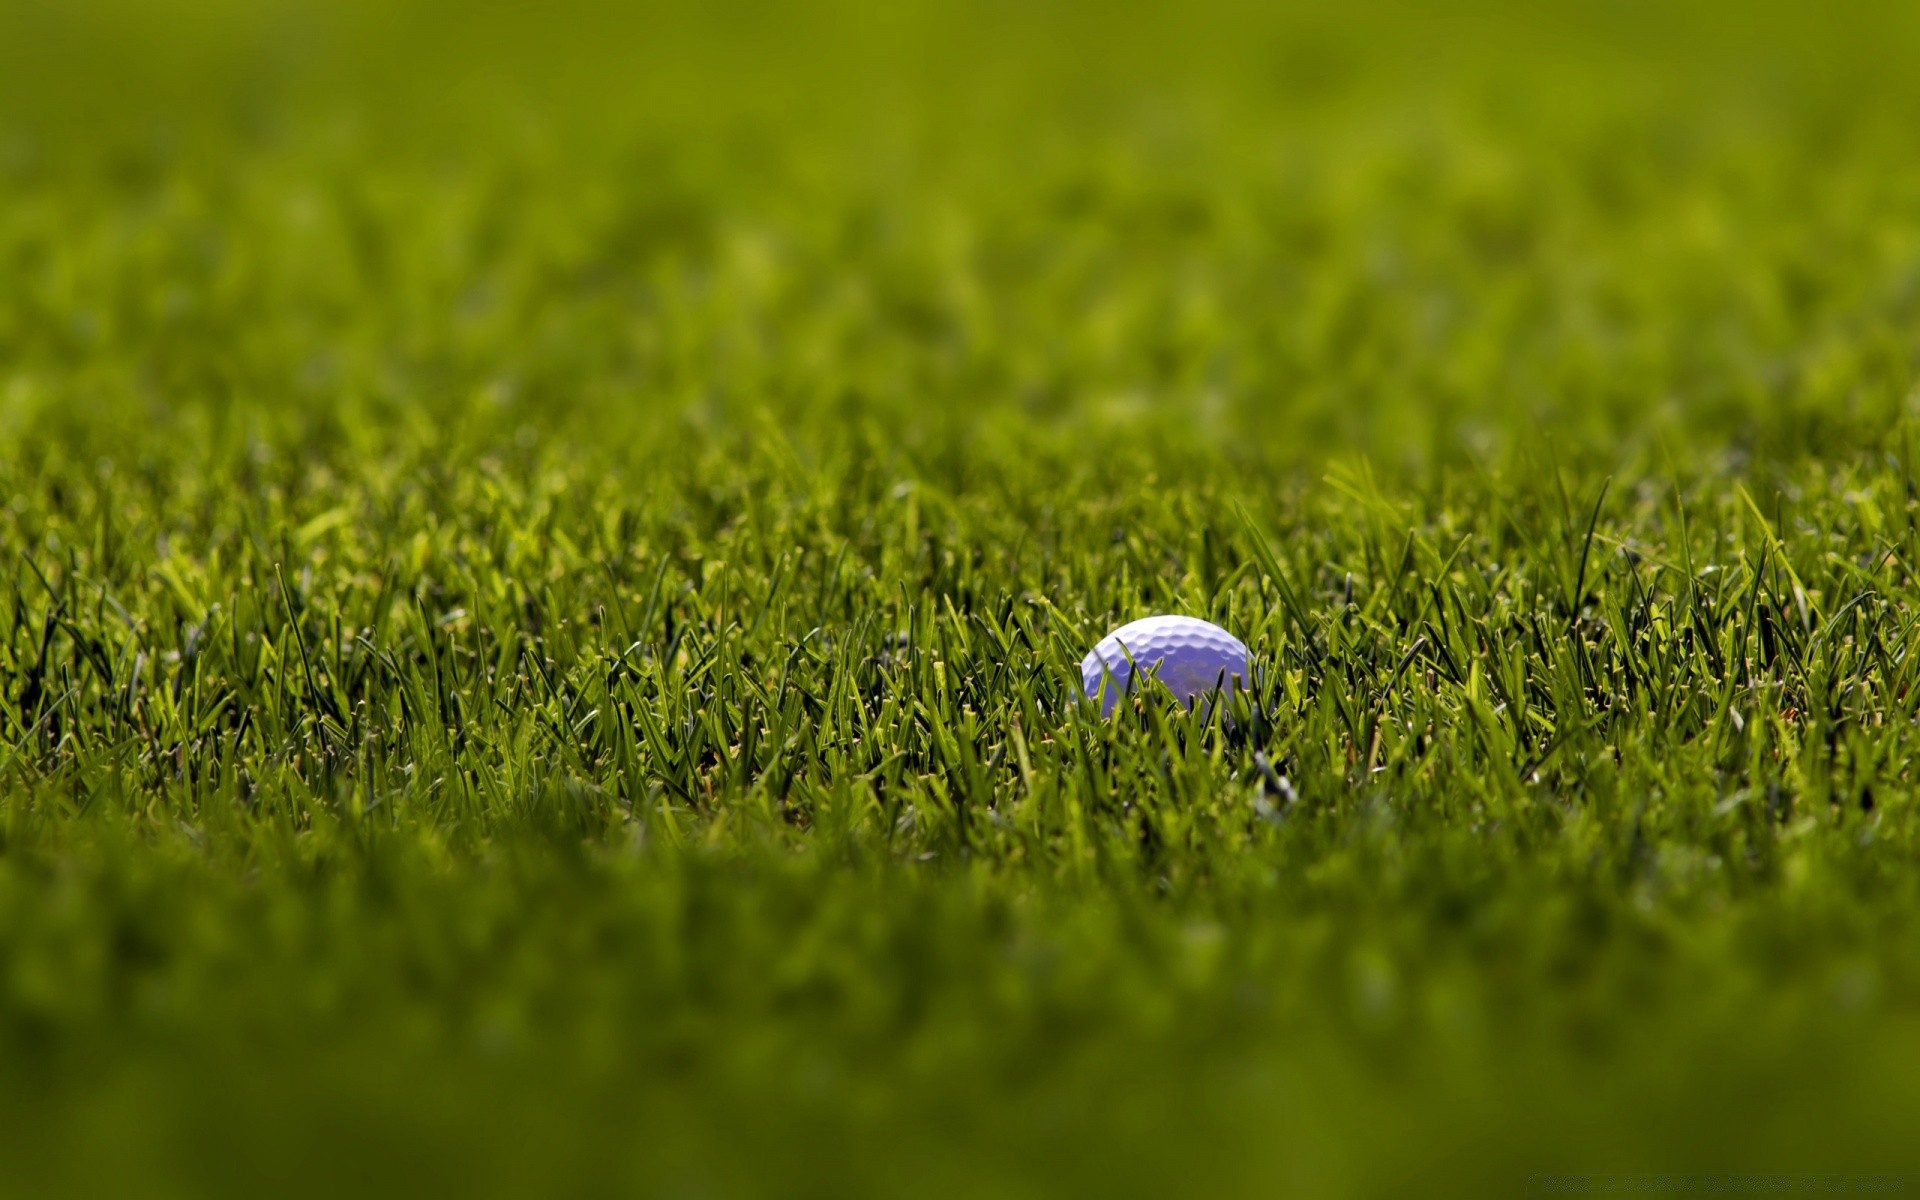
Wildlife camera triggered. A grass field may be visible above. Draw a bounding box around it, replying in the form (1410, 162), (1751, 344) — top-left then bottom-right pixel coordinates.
(5, 1), (1920, 1196)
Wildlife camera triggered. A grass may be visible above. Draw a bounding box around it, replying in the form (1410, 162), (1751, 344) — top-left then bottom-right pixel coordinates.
(4, 0), (1920, 1195)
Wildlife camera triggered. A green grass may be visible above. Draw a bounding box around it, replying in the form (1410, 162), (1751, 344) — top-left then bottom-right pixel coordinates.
(5, 1), (1920, 1195)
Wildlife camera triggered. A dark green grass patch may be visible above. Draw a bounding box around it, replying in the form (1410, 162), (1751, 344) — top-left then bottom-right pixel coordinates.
(5, 1), (1920, 1195)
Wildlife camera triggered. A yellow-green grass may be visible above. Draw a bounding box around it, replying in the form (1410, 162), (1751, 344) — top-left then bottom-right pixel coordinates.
(5, 1), (1920, 1195)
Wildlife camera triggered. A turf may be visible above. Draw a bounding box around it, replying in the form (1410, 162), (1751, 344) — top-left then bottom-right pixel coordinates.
(4, 1), (1920, 1196)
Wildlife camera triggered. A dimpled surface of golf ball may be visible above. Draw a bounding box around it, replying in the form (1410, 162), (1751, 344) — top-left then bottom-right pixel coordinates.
(1080, 615), (1251, 718)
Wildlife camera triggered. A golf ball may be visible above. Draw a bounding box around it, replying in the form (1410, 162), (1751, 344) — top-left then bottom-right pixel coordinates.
(1080, 615), (1252, 718)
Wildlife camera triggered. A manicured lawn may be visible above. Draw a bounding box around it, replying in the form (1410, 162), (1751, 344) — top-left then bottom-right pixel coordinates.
(4, 1), (1920, 1194)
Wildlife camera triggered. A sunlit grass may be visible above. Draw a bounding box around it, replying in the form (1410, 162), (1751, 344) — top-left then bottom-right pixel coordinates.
(4, 1), (1920, 1195)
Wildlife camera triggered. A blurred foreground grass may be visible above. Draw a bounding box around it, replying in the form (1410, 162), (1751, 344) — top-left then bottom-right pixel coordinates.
(5, 0), (1920, 1195)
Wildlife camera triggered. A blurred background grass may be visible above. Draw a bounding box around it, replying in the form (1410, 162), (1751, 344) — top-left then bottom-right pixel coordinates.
(6, 0), (1920, 468)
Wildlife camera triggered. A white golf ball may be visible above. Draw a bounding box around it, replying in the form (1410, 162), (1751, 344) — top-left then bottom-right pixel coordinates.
(1080, 615), (1252, 718)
